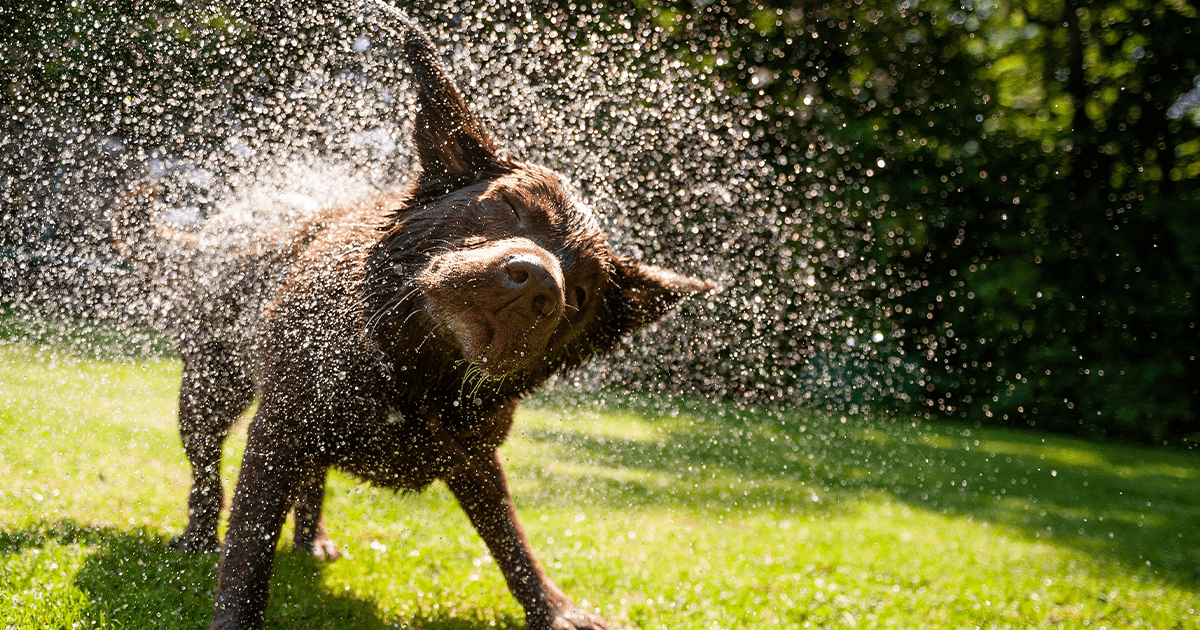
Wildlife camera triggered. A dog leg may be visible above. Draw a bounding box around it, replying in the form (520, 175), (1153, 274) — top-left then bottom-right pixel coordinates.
(292, 468), (340, 560)
(444, 450), (613, 630)
(171, 347), (253, 553)
(211, 413), (307, 630)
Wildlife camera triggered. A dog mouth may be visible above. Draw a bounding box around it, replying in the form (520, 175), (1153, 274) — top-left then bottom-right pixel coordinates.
(446, 309), (560, 376)
(433, 302), (564, 378)
(417, 244), (567, 377)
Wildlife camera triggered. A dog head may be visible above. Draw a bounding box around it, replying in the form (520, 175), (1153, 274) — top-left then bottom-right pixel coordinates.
(364, 26), (713, 381)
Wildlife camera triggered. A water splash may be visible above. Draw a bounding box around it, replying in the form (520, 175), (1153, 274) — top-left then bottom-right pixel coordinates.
(1, 0), (892, 409)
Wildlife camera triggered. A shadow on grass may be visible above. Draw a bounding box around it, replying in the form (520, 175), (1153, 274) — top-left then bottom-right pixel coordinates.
(523, 392), (1200, 586)
(0, 520), (507, 630)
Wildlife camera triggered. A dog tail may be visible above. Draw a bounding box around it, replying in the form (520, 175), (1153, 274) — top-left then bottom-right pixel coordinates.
(110, 186), (197, 270)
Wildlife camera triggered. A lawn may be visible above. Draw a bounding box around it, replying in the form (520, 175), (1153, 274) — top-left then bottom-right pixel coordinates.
(1, 341), (1197, 629)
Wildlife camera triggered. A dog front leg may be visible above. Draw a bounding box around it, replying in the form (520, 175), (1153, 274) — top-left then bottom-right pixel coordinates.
(444, 451), (613, 630)
(211, 423), (306, 630)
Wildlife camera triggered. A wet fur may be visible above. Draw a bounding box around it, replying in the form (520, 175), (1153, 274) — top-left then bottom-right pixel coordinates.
(114, 17), (711, 630)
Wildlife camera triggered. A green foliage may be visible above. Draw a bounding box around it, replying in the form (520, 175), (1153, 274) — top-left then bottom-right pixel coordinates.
(623, 0), (1200, 442)
(2, 346), (1199, 627)
(869, 0), (1200, 441)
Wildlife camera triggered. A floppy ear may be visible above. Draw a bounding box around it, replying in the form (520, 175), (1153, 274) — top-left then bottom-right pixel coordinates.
(402, 27), (508, 195)
(606, 257), (716, 338)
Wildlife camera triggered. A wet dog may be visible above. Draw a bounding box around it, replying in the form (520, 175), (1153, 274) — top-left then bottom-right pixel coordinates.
(114, 15), (712, 630)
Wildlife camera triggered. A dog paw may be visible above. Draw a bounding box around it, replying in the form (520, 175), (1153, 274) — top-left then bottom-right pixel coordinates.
(296, 535), (341, 561)
(551, 606), (613, 630)
(168, 529), (219, 554)
(529, 604), (614, 630)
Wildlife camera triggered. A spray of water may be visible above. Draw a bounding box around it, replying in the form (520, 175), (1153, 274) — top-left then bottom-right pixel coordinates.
(1, 0), (891, 410)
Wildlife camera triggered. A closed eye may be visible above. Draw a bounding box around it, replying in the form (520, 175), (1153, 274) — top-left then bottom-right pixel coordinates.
(504, 201), (522, 224)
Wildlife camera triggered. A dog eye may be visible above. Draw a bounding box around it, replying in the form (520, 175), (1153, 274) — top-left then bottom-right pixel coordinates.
(505, 201), (522, 223)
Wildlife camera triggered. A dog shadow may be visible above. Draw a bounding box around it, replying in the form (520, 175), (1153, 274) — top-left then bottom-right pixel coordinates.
(0, 520), (507, 630)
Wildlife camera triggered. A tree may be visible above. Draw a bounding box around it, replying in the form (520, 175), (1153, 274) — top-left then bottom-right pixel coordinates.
(626, 0), (1200, 441)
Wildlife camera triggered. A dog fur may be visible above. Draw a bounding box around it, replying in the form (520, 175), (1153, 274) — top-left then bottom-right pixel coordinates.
(114, 20), (712, 630)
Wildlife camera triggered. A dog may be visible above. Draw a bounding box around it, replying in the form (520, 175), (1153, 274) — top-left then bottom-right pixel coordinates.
(113, 14), (713, 630)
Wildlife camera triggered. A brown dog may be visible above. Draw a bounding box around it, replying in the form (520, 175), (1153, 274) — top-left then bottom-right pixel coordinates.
(115, 16), (712, 630)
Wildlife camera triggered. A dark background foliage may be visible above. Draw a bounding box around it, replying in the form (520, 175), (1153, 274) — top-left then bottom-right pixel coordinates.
(2, 0), (1197, 444)
(618, 0), (1199, 443)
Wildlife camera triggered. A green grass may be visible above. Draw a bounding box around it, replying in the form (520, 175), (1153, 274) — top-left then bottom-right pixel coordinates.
(1, 341), (1198, 629)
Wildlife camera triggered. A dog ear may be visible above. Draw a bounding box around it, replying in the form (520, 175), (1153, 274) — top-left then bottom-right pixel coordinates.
(606, 258), (716, 337)
(402, 27), (507, 195)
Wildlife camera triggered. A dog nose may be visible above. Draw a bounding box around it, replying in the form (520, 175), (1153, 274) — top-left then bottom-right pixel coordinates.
(502, 255), (562, 317)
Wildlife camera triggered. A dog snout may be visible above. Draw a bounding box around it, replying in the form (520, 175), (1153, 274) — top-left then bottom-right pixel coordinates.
(502, 255), (563, 317)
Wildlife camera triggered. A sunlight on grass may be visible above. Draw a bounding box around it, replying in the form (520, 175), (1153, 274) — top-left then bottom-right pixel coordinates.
(521, 406), (670, 443)
(2, 343), (1198, 629)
